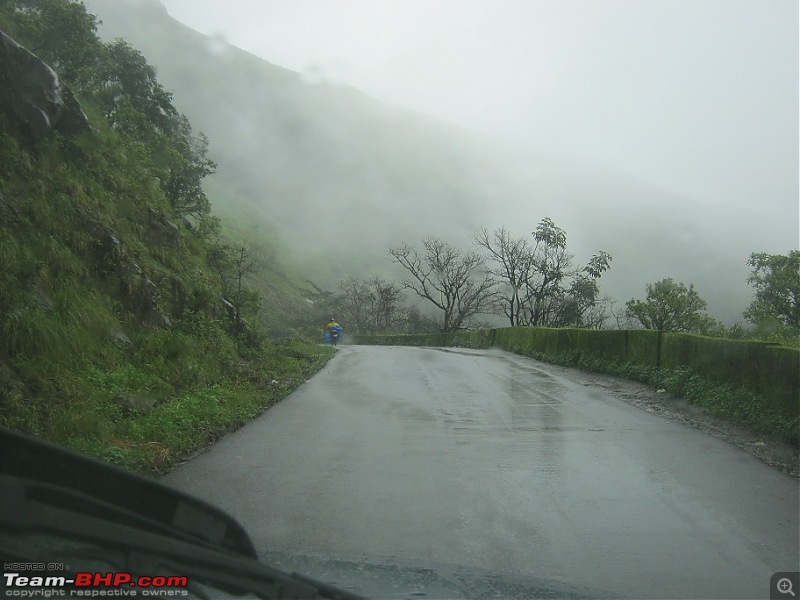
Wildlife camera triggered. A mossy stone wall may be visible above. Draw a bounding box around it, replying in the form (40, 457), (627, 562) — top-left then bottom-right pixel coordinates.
(354, 328), (799, 423)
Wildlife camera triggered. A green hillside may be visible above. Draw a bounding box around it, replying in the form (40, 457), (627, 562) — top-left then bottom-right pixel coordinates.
(83, 0), (488, 280)
(0, 1), (331, 473)
(80, 0), (796, 325)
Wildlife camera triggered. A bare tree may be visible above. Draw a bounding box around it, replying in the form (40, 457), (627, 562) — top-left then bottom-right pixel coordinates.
(210, 244), (260, 334)
(582, 295), (614, 329)
(475, 227), (531, 326)
(519, 218), (572, 326)
(335, 276), (404, 334)
(478, 219), (612, 328)
(398, 305), (440, 333)
(389, 238), (496, 331)
(339, 277), (372, 333)
(368, 276), (403, 332)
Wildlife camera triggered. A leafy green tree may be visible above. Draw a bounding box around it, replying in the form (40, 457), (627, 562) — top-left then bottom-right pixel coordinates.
(551, 275), (611, 329)
(743, 251), (800, 334)
(161, 117), (216, 218)
(626, 278), (714, 333)
(523, 217), (571, 326)
(99, 41), (216, 219)
(2, 1), (217, 222)
(103, 40), (178, 135)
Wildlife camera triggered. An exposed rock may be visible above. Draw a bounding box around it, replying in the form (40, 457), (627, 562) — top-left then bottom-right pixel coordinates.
(106, 235), (124, 261)
(110, 327), (132, 345)
(116, 260), (167, 325)
(120, 260), (143, 281)
(115, 391), (158, 412)
(220, 297), (236, 321)
(0, 30), (90, 141)
(137, 275), (158, 313)
(147, 208), (181, 249)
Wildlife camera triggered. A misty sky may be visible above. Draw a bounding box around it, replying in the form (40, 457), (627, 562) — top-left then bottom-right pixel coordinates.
(159, 0), (798, 226)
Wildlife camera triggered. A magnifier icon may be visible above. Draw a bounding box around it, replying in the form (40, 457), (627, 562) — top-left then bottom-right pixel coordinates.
(777, 578), (796, 597)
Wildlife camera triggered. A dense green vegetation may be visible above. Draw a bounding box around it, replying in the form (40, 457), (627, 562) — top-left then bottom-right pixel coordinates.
(0, 0), (332, 474)
(623, 268), (800, 348)
(743, 250), (800, 343)
(541, 355), (798, 445)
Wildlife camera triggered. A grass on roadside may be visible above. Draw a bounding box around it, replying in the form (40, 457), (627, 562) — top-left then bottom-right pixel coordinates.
(524, 349), (800, 446)
(48, 339), (333, 475)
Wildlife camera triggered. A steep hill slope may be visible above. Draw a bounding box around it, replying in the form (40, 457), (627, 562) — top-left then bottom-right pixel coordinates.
(0, 7), (331, 470)
(83, 0), (486, 258)
(82, 0), (794, 323)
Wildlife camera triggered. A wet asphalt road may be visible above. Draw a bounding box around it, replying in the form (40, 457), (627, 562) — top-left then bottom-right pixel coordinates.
(164, 345), (799, 599)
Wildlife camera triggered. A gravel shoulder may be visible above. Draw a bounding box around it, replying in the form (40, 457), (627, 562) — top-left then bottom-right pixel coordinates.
(527, 357), (800, 479)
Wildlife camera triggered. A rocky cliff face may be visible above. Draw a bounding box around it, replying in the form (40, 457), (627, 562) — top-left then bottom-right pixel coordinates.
(0, 29), (178, 328)
(0, 29), (89, 141)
